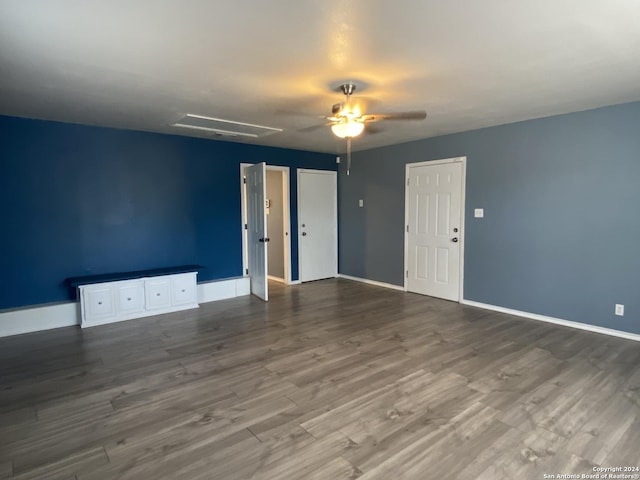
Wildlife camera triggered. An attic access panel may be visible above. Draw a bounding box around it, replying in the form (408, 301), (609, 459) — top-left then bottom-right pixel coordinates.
(173, 114), (282, 138)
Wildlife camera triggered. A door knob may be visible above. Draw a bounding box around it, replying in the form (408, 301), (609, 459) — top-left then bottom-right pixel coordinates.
(259, 237), (270, 242)
(452, 237), (459, 243)
(302, 232), (307, 236)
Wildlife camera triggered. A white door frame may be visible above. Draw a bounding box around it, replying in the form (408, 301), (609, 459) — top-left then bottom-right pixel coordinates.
(403, 156), (467, 301)
(297, 168), (338, 282)
(240, 163), (293, 284)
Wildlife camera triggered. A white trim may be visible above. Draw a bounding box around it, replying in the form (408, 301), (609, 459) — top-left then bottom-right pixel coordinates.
(197, 277), (250, 303)
(404, 156), (467, 301)
(235, 277), (250, 296)
(0, 302), (78, 337)
(81, 303), (198, 329)
(461, 299), (640, 342)
(240, 163), (251, 279)
(288, 280), (301, 285)
(268, 275), (286, 283)
(297, 169), (338, 283)
(459, 160), (467, 302)
(338, 274), (405, 292)
(0, 277), (252, 338)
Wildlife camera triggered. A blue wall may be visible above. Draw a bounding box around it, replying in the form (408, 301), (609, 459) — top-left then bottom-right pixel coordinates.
(0, 116), (335, 310)
(339, 101), (640, 335)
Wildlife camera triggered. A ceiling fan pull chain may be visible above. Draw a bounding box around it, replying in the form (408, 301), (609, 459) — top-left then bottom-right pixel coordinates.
(347, 137), (352, 176)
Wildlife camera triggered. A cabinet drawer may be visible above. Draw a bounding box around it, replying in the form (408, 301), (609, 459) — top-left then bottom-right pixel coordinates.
(145, 277), (171, 310)
(83, 285), (115, 320)
(171, 273), (198, 306)
(115, 280), (145, 314)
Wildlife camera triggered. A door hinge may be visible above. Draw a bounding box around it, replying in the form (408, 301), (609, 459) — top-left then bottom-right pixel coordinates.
(244, 223), (248, 230)
(406, 225), (409, 233)
(246, 268), (249, 275)
(407, 178), (410, 186)
(406, 270), (409, 278)
(243, 177), (247, 184)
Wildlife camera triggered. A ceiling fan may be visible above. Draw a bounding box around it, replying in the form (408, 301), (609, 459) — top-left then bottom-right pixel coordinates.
(321, 83), (427, 175)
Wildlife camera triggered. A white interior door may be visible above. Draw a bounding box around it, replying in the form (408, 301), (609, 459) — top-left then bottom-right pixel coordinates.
(298, 169), (337, 282)
(406, 159), (464, 301)
(246, 162), (268, 301)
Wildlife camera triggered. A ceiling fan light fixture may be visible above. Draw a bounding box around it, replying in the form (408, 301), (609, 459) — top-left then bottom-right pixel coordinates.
(331, 120), (364, 139)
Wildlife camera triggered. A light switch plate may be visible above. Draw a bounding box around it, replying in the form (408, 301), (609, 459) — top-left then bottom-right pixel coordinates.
(359, 199), (364, 207)
(474, 208), (484, 218)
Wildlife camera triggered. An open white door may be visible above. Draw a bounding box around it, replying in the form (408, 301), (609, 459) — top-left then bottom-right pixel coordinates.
(246, 162), (268, 301)
(298, 169), (338, 282)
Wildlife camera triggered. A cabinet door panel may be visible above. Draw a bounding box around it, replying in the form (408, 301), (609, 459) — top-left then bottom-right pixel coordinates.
(171, 273), (198, 306)
(116, 281), (145, 314)
(83, 286), (115, 320)
(145, 278), (171, 309)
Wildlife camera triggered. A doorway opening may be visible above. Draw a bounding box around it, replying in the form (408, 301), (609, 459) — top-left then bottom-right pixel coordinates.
(241, 164), (292, 287)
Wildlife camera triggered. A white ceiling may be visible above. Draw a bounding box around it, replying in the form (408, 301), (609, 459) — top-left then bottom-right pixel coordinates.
(1, 1), (640, 154)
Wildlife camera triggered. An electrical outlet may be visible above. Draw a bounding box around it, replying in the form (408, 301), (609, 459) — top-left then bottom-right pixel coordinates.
(615, 304), (624, 316)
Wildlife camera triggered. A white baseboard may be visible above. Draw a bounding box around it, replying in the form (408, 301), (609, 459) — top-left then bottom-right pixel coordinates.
(198, 277), (250, 303)
(461, 299), (640, 342)
(81, 303), (199, 329)
(0, 277), (252, 338)
(235, 277), (251, 297)
(338, 274), (405, 292)
(0, 302), (79, 338)
(288, 280), (301, 285)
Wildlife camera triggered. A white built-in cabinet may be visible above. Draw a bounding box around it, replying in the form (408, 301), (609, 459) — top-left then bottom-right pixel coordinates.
(79, 272), (198, 328)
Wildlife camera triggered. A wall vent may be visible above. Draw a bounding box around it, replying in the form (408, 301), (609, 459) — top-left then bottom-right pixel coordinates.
(172, 114), (282, 138)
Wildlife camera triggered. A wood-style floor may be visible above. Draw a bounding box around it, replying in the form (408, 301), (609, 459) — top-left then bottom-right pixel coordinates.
(1, 279), (639, 479)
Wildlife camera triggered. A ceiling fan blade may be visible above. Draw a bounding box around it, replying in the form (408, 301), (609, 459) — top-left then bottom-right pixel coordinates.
(365, 124), (385, 135)
(360, 111), (427, 122)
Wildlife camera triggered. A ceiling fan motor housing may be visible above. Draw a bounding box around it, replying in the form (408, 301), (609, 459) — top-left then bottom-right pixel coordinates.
(339, 83), (357, 96)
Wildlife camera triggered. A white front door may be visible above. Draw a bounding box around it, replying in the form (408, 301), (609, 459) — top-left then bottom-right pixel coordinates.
(246, 162), (268, 301)
(298, 169), (337, 282)
(405, 159), (464, 301)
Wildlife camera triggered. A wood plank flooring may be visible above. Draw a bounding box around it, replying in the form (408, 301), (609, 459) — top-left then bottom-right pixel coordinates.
(1, 279), (639, 479)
